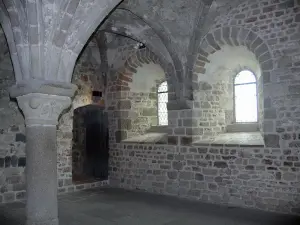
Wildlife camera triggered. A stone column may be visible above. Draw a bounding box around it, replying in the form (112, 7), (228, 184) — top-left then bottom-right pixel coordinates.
(16, 93), (71, 225)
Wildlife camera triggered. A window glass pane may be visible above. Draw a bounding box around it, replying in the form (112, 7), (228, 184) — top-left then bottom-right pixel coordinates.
(158, 81), (168, 93)
(159, 112), (168, 126)
(158, 93), (168, 102)
(235, 70), (256, 85)
(158, 81), (168, 125)
(235, 83), (257, 123)
(158, 102), (167, 111)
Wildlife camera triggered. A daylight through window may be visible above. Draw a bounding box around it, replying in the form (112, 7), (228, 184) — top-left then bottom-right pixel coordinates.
(158, 81), (168, 125)
(234, 70), (258, 123)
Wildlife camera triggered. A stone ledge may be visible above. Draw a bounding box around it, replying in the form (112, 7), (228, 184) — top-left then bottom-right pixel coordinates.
(9, 79), (77, 98)
(226, 123), (259, 133)
(147, 125), (168, 133)
(122, 133), (167, 144)
(167, 99), (192, 110)
(194, 132), (265, 147)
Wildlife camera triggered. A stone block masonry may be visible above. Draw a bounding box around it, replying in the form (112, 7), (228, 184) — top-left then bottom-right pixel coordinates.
(209, 0), (300, 145)
(109, 143), (300, 214)
(0, 41), (109, 204)
(0, 124), (26, 204)
(0, 0), (299, 220)
(107, 48), (167, 142)
(0, 54), (27, 204)
(106, 1), (300, 215)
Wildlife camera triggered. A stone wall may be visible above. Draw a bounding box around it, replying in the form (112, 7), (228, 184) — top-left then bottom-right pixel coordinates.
(192, 29), (267, 139)
(0, 54), (26, 203)
(107, 47), (167, 143)
(110, 142), (300, 214)
(121, 0), (201, 64)
(193, 44), (263, 139)
(106, 33), (139, 72)
(209, 0), (300, 148)
(1, 0), (300, 216)
(190, 0), (300, 144)
(0, 27), (8, 62)
(108, 0), (300, 215)
(58, 41), (106, 185)
(55, 41), (109, 193)
(0, 40), (108, 203)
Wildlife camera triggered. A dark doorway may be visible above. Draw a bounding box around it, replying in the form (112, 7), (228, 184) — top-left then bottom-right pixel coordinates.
(72, 105), (109, 183)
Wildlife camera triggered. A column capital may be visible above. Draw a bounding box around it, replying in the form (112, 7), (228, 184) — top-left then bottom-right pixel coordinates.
(16, 93), (71, 126)
(9, 79), (77, 98)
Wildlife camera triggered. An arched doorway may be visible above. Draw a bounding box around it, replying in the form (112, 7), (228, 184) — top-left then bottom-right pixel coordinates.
(72, 105), (109, 183)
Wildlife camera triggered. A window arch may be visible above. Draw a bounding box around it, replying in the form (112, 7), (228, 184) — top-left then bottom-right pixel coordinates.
(158, 81), (168, 125)
(234, 70), (258, 123)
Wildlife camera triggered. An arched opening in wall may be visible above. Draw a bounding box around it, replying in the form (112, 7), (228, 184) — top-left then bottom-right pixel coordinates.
(194, 45), (263, 139)
(158, 81), (168, 126)
(72, 104), (109, 184)
(234, 70), (258, 123)
(68, 39), (109, 184)
(108, 51), (168, 143)
(124, 62), (166, 138)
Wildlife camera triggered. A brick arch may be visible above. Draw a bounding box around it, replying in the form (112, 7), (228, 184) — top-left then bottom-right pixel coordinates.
(111, 48), (172, 93)
(193, 26), (274, 77)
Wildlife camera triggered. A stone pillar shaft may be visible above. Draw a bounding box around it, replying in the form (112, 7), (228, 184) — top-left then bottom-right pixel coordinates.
(16, 93), (71, 225)
(26, 125), (58, 225)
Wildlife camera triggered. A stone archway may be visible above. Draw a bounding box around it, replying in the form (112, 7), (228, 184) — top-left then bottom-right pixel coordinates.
(192, 26), (274, 143)
(107, 48), (167, 143)
(194, 26), (273, 75)
(112, 48), (170, 92)
(100, 7), (184, 101)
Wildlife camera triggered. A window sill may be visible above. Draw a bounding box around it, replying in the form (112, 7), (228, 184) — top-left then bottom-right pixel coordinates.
(146, 125), (168, 133)
(195, 132), (264, 147)
(122, 132), (167, 144)
(226, 123), (259, 133)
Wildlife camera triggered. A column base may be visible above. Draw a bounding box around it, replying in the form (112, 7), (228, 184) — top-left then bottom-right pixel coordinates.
(27, 218), (58, 225)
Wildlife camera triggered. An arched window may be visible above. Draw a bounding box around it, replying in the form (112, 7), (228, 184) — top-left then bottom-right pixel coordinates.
(234, 70), (258, 123)
(158, 81), (168, 125)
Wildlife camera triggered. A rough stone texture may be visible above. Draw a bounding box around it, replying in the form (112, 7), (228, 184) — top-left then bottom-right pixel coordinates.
(25, 126), (59, 225)
(0, 38), (108, 203)
(15, 92), (72, 225)
(105, 33), (139, 73)
(0, 0), (121, 92)
(0, 54), (26, 204)
(188, 0), (300, 148)
(120, 0), (200, 64)
(110, 142), (300, 214)
(208, 0), (300, 149)
(107, 46), (167, 142)
(0, 27), (8, 62)
(194, 45), (261, 138)
(57, 40), (106, 186)
(113, 0), (208, 100)
(0, 0), (300, 219)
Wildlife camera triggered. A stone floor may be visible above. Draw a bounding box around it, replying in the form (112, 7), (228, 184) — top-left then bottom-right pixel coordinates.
(0, 188), (299, 225)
